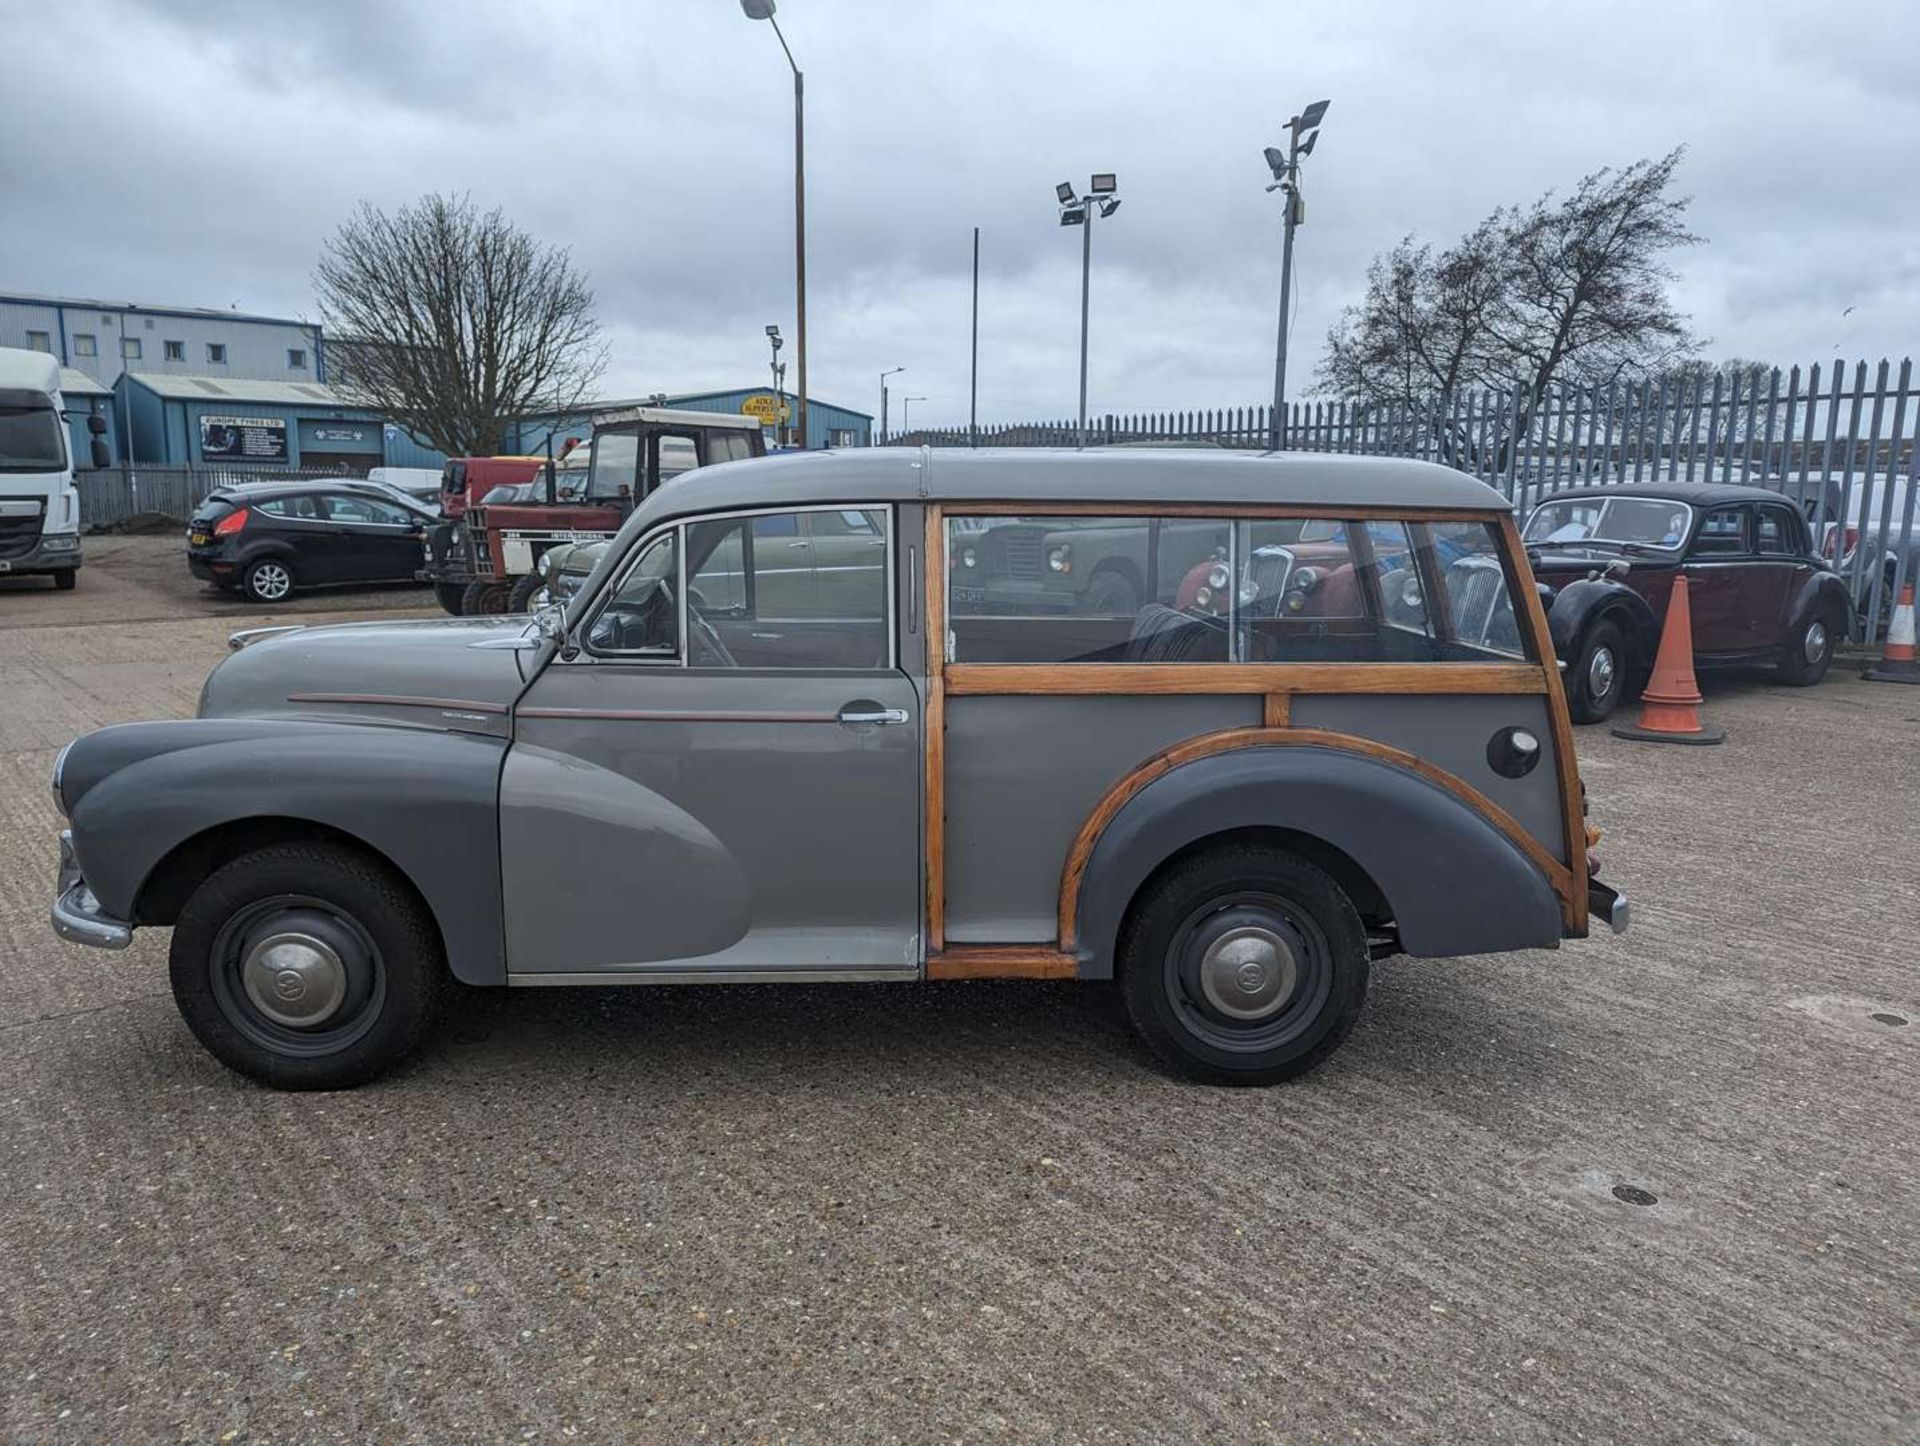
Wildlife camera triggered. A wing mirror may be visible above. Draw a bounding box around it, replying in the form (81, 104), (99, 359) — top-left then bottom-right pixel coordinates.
(89, 438), (111, 469)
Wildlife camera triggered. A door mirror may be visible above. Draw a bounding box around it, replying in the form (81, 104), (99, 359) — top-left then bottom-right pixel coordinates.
(89, 438), (111, 469)
(87, 414), (108, 436)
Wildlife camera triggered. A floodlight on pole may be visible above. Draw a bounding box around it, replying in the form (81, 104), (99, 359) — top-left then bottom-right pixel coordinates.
(878, 366), (904, 444)
(1056, 173), (1121, 448)
(741, 0), (809, 449)
(1266, 99), (1330, 449)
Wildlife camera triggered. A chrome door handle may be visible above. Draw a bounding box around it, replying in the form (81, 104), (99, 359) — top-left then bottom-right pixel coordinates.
(838, 706), (910, 726)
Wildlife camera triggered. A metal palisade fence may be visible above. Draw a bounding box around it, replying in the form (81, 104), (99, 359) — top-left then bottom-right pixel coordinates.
(75, 465), (355, 530)
(896, 357), (1920, 642)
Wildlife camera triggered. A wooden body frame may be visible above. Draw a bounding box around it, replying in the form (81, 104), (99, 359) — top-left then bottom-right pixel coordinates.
(921, 501), (1588, 981)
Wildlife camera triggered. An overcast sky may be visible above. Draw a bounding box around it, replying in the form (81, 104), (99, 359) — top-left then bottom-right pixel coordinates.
(6, 0), (1919, 427)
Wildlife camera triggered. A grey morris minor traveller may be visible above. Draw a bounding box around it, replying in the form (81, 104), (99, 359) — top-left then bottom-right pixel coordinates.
(50, 448), (1625, 1090)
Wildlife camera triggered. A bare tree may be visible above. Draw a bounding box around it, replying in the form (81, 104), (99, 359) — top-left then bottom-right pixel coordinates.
(1318, 149), (1700, 468)
(316, 194), (607, 457)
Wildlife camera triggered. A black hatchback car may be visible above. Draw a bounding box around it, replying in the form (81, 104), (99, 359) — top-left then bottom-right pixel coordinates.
(187, 482), (435, 603)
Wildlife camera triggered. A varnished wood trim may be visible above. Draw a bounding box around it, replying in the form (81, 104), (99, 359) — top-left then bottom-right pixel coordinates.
(927, 946), (1077, 980)
(944, 662), (1549, 697)
(287, 692), (508, 714)
(940, 501), (1501, 522)
(924, 506), (947, 953)
(517, 707), (841, 723)
(1263, 693), (1292, 728)
(1501, 512), (1588, 932)
(1056, 726), (1575, 951)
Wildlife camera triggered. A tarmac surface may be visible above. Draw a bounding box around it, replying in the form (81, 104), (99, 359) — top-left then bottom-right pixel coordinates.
(2, 538), (1916, 1441)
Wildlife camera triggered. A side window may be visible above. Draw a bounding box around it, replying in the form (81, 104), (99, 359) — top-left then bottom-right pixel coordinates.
(587, 531), (679, 657)
(1412, 521), (1529, 659)
(1237, 519), (1430, 663)
(254, 495), (322, 520)
(1695, 507), (1748, 555)
(706, 433), (754, 464)
(588, 432), (639, 500)
(683, 510), (890, 668)
(323, 493), (411, 526)
(657, 435), (700, 484)
(1755, 506), (1796, 555)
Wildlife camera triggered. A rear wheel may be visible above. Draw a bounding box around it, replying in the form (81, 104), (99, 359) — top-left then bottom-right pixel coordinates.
(459, 579), (510, 615)
(168, 842), (445, 1090)
(1567, 619), (1627, 723)
(1778, 607), (1837, 686)
(1119, 844), (1369, 1085)
(242, 556), (295, 604)
(506, 573), (545, 612)
(433, 581), (469, 616)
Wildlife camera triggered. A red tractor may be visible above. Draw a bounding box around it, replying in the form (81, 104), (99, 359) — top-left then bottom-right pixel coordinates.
(420, 408), (765, 614)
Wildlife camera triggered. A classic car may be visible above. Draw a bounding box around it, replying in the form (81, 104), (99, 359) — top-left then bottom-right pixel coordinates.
(52, 447), (1622, 1090)
(1522, 482), (1854, 722)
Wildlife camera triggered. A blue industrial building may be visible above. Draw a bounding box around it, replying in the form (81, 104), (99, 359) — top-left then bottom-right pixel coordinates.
(506, 388), (873, 455)
(116, 373), (443, 472)
(57, 368), (120, 465)
(0, 291), (324, 391)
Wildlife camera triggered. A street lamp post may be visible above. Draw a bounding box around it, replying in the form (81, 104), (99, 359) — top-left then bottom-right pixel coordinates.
(1056, 174), (1121, 449)
(741, 1), (808, 451)
(1264, 100), (1330, 450)
(878, 366), (904, 445)
(901, 396), (927, 436)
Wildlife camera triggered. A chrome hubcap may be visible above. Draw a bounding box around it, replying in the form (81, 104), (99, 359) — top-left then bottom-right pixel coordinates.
(1197, 925), (1297, 1021)
(242, 930), (347, 1027)
(1588, 645), (1616, 698)
(254, 564), (290, 599)
(1805, 621), (1827, 663)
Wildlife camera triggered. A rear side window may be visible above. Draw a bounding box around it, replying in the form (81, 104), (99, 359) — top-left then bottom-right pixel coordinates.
(254, 495), (322, 520)
(945, 514), (1530, 664)
(1755, 506), (1797, 555)
(1696, 507), (1748, 554)
(323, 493), (413, 526)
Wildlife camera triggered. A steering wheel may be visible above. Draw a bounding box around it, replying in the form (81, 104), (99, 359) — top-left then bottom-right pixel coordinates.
(683, 587), (739, 668)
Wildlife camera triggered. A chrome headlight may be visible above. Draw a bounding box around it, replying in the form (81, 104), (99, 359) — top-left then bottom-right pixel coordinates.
(1207, 562), (1230, 590)
(959, 545), (978, 570)
(1292, 567), (1320, 592)
(1047, 544), (1072, 573)
(51, 741), (71, 818)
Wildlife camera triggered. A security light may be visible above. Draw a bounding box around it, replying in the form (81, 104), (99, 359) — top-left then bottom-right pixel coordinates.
(1090, 173), (1117, 194)
(1299, 129), (1319, 157)
(1060, 207), (1087, 226)
(1056, 181), (1076, 205)
(740, 0), (776, 18)
(1097, 197), (1121, 218)
(1298, 99), (1330, 129)
(1263, 145), (1287, 179)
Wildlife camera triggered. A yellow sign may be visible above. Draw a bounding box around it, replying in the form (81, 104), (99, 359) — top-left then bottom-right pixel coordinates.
(740, 394), (791, 423)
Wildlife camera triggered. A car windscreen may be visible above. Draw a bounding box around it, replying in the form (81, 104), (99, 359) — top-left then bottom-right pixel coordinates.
(1524, 496), (1691, 550)
(0, 403), (67, 473)
(588, 432), (640, 500)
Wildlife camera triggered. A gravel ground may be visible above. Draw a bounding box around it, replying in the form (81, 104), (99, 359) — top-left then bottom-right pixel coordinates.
(1, 542), (1915, 1442)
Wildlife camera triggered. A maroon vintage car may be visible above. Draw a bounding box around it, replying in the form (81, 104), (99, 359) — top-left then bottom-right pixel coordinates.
(1523, 482), (1854, 722)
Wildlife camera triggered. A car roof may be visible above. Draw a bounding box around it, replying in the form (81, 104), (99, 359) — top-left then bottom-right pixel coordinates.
(208, 478), (419, 503)
(1533, 480), (1802, 509)
(635, 446), (1509, 531)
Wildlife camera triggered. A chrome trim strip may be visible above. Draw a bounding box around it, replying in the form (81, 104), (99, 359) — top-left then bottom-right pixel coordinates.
(228, 624), (306, 651)
(507, 967), (918, 987)
(286, 692), (510, 713)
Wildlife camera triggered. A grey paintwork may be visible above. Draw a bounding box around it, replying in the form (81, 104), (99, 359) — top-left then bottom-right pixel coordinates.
(1288, 694), (1567, 863)
(944, 694), (1260, 942)
(1072, 746), (1564, 976)
(59, 718), (508, 985)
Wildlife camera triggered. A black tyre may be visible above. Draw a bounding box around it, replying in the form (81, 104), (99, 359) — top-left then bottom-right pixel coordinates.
(242, 555), (296, 604)
(433, 581), (469, 616)
(168, 842), (446, 1090)
(506, 573), (545, 612)
(460, 578), (510, 615)
(52, 569), (76, 591)
(1567, 619), (1627, 724)
(1082, 568), (1141, 616)
(1119, 844), (1369, 1086)
(1777, 606), (1837, 686)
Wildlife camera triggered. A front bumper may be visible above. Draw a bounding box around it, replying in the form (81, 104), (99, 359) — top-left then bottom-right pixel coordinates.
(51, 830), (132, 950)
(0, 534), (82, 575)
(1588, 878), (1630, 935)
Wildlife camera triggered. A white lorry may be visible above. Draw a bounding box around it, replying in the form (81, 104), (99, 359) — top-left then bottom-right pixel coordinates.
(0, 346), (102, 591)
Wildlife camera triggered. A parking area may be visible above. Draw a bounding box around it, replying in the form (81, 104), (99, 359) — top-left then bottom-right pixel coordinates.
(2, 543), (1916, 1440)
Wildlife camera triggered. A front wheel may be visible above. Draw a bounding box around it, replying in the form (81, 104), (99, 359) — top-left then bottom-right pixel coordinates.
(52, 569), (77, 591)
(1778, 608), (1836, 686)
(459, 578), (510, 615)
(1119, 844), (1369, 1085)
(168, 842), (446, 1089)
(506, 573), (545, 612)
(433, 581), (469, 616)
(1567, 619), (1627, 723)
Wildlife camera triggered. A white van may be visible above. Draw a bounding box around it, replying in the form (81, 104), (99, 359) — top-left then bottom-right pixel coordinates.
(0, 346), (100, 591)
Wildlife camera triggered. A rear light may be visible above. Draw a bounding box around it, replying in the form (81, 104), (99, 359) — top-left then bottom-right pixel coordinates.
(1821, 524), (1859, 562)
(213, 509), (248, 537)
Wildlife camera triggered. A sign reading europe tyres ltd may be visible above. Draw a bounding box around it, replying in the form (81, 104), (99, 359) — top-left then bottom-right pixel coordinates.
(199, 415), (288, 462)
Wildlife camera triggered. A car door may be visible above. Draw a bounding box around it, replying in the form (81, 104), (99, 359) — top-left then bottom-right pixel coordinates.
(1747, 502), (1808, 648)
(319, 490), (425, 582)
(1683, 504), (1753, 655)
(250, 493), (339, 582)
(499, 505), (920, 979)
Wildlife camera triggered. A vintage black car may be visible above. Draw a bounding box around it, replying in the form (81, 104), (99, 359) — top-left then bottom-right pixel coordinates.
(186, 481), (436, 604)
(1522, 482), (1854, 722)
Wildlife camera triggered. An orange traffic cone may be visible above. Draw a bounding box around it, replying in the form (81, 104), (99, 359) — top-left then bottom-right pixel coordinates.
(1611, 574), (1726, 745)
(1863, 582), (1919, 684)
